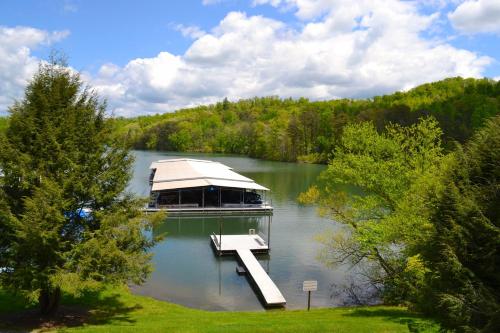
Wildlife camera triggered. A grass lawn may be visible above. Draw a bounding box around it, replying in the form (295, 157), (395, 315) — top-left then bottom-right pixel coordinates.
(0, 286), (439, 333)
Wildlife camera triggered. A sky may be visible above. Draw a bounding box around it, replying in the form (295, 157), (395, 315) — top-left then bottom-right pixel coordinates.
(0, 0), (499, 117)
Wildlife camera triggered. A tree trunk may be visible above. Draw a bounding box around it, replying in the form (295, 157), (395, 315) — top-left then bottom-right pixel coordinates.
(39, 286), (61, 316)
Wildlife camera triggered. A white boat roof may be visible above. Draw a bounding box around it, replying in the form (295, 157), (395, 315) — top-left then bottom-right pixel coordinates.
(149, 158), (269, 191)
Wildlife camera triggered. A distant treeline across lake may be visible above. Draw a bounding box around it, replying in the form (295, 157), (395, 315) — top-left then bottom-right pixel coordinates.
(2, 77), (499, 163)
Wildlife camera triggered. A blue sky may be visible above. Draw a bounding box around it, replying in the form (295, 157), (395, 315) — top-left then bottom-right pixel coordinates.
(0, 0), (499, 116)
(0, 0), (298, 71)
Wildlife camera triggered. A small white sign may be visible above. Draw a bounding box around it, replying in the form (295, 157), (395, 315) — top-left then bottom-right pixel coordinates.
(303, 280), (318, 292)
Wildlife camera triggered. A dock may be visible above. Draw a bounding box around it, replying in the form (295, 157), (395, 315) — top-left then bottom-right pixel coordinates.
(147, 159), (273, 215)
(210, 234), (286, 307)
(144, 205), (273, 216)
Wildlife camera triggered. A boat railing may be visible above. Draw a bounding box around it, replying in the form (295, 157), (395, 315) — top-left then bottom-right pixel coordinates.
(222, 203), (267, 208)
(159, 203), (199, 209)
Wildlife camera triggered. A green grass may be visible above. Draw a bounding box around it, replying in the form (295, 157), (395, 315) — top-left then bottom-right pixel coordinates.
(0, 286), (439, 333)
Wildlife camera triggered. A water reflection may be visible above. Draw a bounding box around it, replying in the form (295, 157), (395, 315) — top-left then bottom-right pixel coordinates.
(154, 216), (268, 239)
(130, 150), (355, 310)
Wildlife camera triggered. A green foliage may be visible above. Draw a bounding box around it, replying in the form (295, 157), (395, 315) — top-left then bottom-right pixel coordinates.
(300, 112), (500, 331)
(299, 118), (445, 303)
(0, 117), (8, 134)
(112, 77), (499, 163)
(0, 59), (163, 315)
(0, 286), (439, 333)
(416, 116), (500, 332)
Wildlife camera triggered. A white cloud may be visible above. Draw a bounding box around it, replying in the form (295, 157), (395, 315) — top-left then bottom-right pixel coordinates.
(173, 24), (206, 39)
(88, 1), (490, 116)
(0, 26), (69, 114)
(252, 0), (284, 7)
(202, 0), (224, 5)
(252, 0), (339, 20)
(448, 0), (500, 34)
(63, 0), (78, 13)
(0, 1), (493, 117)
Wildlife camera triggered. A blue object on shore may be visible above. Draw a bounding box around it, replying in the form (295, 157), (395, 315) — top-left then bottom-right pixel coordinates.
(65, 208), (92, 219)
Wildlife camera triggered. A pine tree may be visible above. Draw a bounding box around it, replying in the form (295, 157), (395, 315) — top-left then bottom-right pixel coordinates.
(0, 57), (162, 315)
(418, 115), (500, 332)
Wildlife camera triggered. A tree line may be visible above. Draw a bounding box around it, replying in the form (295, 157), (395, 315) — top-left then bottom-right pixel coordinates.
(113, 77), (500, 163)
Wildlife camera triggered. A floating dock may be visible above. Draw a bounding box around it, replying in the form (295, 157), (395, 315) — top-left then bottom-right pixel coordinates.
(144, 205), (273, 216)
(210, 234), (286, 307)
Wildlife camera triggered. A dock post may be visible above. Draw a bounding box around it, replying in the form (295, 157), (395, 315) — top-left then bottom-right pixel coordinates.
(218, 217), (223, 256)
(267, 215), (272, 249)
(218, 256), (222, 295)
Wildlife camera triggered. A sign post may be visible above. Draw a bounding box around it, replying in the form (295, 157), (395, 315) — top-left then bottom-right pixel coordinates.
(302, 280), (317, 311)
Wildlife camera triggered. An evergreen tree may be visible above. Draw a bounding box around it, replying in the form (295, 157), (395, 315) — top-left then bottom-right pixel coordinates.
(0, 58), (162, 315)
(417, 115), (500, 332)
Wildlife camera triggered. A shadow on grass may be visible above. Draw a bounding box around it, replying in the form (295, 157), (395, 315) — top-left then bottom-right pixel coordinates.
(0, 288), (141, 332)
(342, 307), (439, 333)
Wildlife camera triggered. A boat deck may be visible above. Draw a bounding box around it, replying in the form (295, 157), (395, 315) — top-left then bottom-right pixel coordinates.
(210, 234), (286, 307)
(145, 205), (273, 216)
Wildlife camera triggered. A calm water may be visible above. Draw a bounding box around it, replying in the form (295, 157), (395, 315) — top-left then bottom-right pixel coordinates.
(129, 150), (353, 311)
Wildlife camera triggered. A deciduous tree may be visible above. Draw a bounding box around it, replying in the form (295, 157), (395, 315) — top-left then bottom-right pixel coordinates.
(299, 118), (444, 301)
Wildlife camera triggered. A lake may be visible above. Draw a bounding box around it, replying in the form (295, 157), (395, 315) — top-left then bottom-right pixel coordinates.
(129, 150), (355, 311)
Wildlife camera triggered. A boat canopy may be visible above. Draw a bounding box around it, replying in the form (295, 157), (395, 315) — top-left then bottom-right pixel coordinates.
(149, 158), (269, 191)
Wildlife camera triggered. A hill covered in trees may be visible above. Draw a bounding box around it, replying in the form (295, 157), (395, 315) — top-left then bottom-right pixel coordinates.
(1, 77), (498, 163)
(114, 77), (499, 163)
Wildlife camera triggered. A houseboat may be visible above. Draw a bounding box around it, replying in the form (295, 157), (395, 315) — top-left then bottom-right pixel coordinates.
(146, 158), (273, 215)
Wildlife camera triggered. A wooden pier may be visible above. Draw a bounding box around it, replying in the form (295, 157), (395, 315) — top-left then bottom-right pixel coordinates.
(210, 234), (286, 307)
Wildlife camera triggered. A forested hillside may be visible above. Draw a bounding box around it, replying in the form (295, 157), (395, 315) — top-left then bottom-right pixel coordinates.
(2, 77), (498, 163)
(114, 77), (500, 163)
